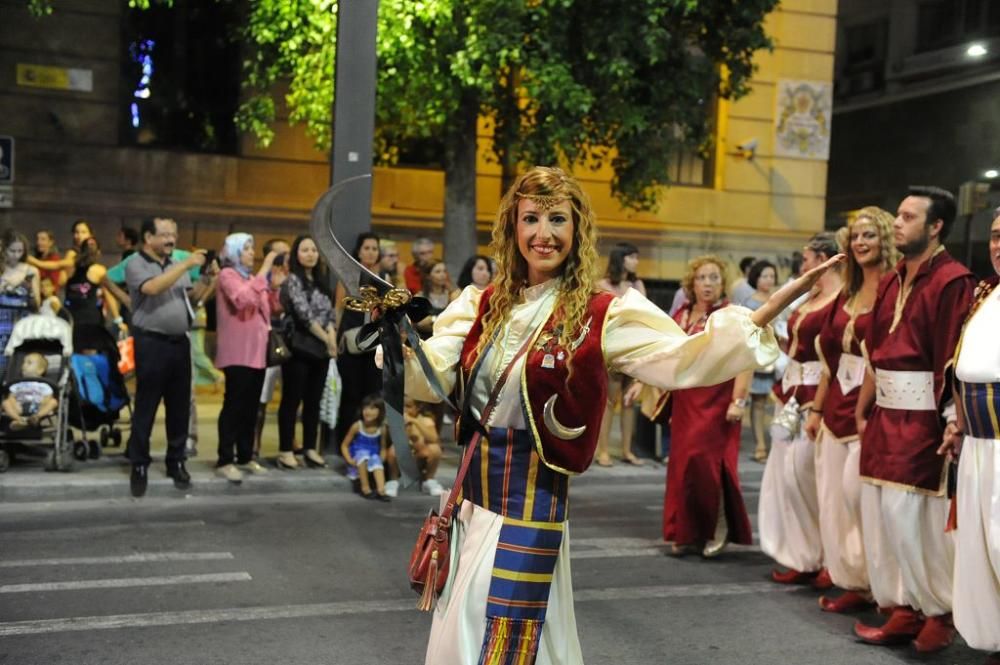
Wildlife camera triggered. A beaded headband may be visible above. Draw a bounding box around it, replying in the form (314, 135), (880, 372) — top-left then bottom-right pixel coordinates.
(514, 192), (571, 212)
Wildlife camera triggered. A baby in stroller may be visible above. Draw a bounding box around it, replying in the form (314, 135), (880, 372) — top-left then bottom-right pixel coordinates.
(3, 352), (59, 429)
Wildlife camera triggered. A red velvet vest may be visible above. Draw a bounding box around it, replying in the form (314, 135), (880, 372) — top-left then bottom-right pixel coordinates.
(460, 285), (615, 475)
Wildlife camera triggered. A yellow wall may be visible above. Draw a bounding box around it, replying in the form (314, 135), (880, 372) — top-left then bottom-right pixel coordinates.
(366, 0), (838, 280)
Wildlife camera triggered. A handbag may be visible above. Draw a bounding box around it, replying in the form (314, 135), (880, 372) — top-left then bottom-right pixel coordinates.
(286, 322), (328, 360)
(408, 333), (534, 611)
(266, 328), (291, 367)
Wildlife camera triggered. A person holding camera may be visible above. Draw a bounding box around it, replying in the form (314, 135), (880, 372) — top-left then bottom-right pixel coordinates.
(213, 233), (283, 484)
(125, 217), (216, 498)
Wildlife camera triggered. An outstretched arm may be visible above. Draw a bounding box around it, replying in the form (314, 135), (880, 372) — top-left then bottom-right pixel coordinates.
(749, 255), (845, 328)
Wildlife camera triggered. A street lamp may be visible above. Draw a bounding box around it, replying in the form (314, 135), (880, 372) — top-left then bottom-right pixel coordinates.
(985, 169), (999, 179)
(967, 43), (988, 58)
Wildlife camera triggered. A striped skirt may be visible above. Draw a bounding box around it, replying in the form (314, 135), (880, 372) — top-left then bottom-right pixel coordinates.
(424, 428), (583, 665)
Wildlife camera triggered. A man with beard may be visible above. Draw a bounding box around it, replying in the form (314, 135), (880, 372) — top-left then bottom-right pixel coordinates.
(125, 217), (215, 497)
(853, 186), (975, 652)
(944, 206), (1000, 665)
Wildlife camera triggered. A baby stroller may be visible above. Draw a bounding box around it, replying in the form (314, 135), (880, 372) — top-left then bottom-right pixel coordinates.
(68, 327), (131, 461)
(0, 315), (74, 472)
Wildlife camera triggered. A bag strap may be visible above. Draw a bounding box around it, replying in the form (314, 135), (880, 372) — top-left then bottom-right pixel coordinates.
(436, 333), (535, 528)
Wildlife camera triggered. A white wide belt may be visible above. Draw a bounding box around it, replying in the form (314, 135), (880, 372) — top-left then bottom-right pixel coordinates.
(875, 369), (936, 411)
(782, 360), (822, 395)
(836, 353), (866, 395)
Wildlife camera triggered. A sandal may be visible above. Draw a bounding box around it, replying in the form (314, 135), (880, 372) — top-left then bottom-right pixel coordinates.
(622, 454), (644, 466)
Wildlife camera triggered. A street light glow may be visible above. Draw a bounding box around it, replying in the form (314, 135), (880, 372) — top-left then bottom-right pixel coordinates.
(985, 169), (999, 179)
(967, 43), (988, 57)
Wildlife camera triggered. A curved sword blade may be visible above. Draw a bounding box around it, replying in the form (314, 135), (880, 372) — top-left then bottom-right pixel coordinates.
(309, 173), (391, 296)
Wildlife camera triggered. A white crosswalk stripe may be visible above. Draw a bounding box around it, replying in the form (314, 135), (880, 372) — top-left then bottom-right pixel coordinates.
(0, 552), (234, 568)
(0, 572), (252, 594)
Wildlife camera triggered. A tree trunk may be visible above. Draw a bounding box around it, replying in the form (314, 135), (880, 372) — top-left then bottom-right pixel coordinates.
(442, 91), (479, 280)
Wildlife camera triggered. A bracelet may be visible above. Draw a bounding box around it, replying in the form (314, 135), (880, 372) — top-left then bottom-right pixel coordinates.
(731, 398), (748, 409)
(808, 407), (823, 414)
(113, 316), (124, 325)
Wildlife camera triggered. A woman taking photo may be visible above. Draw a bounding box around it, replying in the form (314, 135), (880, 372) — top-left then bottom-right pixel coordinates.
(214, 232), (282, 483)
(64, 237), (125, 352)
(594, 242), (646, 466)
(0, 230), (40, 375)
(662, 255), (754, 558)
(741, 259), (779, 462)
(277, 235), (336, 470)
(404, 166), (841, 664)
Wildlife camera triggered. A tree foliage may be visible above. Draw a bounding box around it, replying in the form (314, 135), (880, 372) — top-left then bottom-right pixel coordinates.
(238, 0), (777, 211)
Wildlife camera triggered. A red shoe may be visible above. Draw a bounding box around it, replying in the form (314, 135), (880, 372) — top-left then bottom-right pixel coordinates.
(771, 568), (816, 585)
(853, 606), (924, 646)
(811, 568), (834, 591)
(818, 590), (874, 613)
(912, 613), (955, 653)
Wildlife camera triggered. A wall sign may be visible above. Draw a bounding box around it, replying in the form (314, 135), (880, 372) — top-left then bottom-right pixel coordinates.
(774, 79), (832, 161)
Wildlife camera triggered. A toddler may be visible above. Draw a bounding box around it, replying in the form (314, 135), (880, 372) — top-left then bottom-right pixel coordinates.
(339, 393), (390, 501)
(3, 353), (58, 430)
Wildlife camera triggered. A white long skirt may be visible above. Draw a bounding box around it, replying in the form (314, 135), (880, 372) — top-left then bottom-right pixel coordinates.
(859, 483), (953, 616)
(954, 435), (1000, 651)
(424, 501), (583, 665)
(814, 432), (868, 590)
(759, 421), (823, 572)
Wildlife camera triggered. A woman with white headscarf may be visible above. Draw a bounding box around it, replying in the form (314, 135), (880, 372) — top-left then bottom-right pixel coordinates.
(214, 232), (284, 484)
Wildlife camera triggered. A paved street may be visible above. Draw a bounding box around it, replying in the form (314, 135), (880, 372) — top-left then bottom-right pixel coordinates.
(0, 428), (985, 665)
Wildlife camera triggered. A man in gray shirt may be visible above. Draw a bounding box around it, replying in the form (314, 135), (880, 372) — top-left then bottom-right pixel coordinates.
(125, 217), (214, 497)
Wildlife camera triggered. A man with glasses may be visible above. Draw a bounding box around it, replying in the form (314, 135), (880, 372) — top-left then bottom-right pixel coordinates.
(125, 217), (216, 497)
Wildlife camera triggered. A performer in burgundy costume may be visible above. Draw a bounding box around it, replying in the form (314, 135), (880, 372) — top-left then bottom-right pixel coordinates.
(662, 256), (753, 557)
(853, 186), (976, 653)
(759, 232), (841, 586)
(805, 207), (899, 613)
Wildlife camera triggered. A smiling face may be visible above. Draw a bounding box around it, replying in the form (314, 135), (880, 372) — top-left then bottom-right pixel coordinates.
(516, 198), (574, 286)
(849, 219), (882, 268)
(146, 218), (177, 259)
(692, 261), (724, 306)
(362, 404), (381, 426)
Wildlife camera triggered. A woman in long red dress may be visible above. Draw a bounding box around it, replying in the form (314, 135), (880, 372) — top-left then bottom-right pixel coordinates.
(662, 256), (754, 557)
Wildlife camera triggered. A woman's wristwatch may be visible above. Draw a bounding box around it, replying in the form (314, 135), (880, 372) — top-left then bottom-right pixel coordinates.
(732, 397), (748, 409)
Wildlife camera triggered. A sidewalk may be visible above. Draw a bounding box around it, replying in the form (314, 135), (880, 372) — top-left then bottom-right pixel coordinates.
(0, 389), (433, 502)
(0, 388), (667, 502)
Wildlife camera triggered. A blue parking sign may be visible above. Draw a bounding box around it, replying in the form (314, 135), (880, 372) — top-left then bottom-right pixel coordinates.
(0, 136), (13, 184)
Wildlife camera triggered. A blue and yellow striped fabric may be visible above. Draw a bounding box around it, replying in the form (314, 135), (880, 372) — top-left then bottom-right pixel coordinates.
(462, 428), (569, 522)
(960, 381), (1000, 439)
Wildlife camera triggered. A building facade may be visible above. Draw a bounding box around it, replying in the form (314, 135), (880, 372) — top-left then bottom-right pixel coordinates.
(1, 0), (835, 280)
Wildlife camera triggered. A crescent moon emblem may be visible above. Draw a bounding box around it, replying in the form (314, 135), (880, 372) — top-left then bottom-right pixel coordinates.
(543, 395), (586, 440)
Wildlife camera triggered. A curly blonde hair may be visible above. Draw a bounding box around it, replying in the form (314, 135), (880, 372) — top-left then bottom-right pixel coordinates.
(680, 255), (728, 302)
(473, 166), (600, 368)
(843, 206), (898, 298)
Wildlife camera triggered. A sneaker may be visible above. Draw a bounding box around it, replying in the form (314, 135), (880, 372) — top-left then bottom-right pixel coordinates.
(130, 464), (148, 498)
(215, 464), (243, 484)
(238, 460), (268, 475)
(422, 478), (446, 496)
(166, 461), (192, 490)
(384, 479), (399, 498)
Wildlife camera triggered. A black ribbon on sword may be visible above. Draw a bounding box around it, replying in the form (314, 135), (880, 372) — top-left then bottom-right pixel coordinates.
(309, 175), (457, 487)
